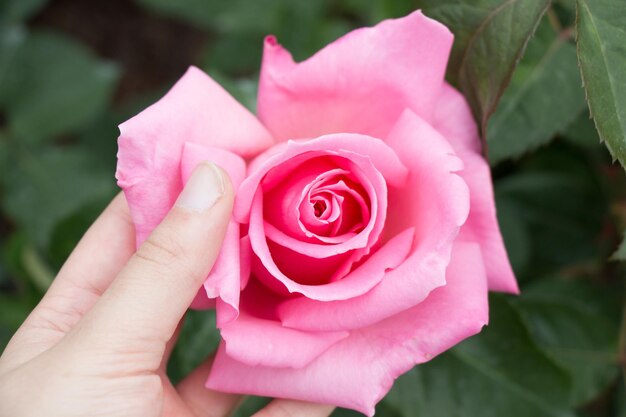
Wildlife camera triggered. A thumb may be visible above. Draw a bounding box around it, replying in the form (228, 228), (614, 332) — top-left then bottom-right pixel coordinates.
(75, 162), (234, 348)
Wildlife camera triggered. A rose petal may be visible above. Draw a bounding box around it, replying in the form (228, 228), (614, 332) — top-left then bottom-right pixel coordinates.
(431, 83), (483, 154)
(263, 161), (348, 242)
(116, 66), (273, 246)
(457, 153), (519, 293)
(261, 152), (385, 258)
(296, 171), (369, 241)
(250, 191), (373, 296)
(240, 235), (252, 291)
(180, 142), (247, 325)
(207, 242), (488, 416)
(189, 292), (215, 310)
(254, 241), (354, 290)
(258, 10), (453, 141)
(432, 84), (518, 293)
(278, 111), (470, 331)
(219, 312), (348, 369)
(236, 133), (407, 224)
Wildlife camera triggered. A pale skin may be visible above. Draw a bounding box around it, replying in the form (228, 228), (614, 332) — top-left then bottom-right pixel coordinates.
(0, 163), (335, 417)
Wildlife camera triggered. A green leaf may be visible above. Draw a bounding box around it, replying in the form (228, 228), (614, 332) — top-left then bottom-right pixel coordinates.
(0, 293), (34, 330)
(494, 146), (608, 278)
(1, 232), (40, 295)
(421, 0), (550, 139)
(47, 200), (109, 270)
(0, 24), (26, 92)
(20, 243), (54, 291)
(0, 30), (120, 143)
(231, 397), (271, 417)
(552, 1), (577, 28)
(385, 295), (573, 417)
(234, 398), (401, 417)
(576, 0), (626, 169)
(202, 33), (263, 75)
(325, 401), (405, 417)
(495, 195), (532, 273)
(330, 408), (365, 417)
(1, 146), (115, 247)
(487, 20), (586, 164)
(512, 278), (621, 405)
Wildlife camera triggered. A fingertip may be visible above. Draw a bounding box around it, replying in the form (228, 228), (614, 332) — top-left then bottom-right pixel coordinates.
(176, 162), (231, 214)
(78, 162), (237, 346)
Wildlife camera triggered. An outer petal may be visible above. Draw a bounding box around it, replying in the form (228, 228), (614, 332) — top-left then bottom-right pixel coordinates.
(207, 242), (489, 416)
(432, 84), (518, 293)
(431, 83), (483, 154)
(220, 312), (348, 369)
(116, 66), (273, 246)
(278, 110), (469, 331)
(181, 142), (247, 325)
(258, 10), (453, 141)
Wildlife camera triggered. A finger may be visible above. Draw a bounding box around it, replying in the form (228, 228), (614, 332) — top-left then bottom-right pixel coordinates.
(75, 162), (233, 352)
(177, 356), (242, 417)
(161, 378), (196, 417)
(253, 400), (334, 417)
(160, 318), (184, 372)
(2, 193), (135, 367)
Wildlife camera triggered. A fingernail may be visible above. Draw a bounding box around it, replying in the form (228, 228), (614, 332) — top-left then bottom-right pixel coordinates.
(176, 162), (225, 212)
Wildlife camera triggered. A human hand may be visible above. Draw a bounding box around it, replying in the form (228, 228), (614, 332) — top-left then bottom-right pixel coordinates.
(0, 163), (334, 417)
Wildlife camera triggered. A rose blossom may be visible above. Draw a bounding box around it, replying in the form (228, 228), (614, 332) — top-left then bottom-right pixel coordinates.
(116, 10), (518, 415)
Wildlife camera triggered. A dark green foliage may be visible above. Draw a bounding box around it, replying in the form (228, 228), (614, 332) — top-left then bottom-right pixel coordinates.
(420, 0), (551, 139)
(487, 20), (586, 164)
(576, 0), (626, 169)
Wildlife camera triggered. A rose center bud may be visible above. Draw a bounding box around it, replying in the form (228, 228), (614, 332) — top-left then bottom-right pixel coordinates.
(312, 199), (326, 218)
(261, 155), (374, 286)
(298, 167), (370, 240)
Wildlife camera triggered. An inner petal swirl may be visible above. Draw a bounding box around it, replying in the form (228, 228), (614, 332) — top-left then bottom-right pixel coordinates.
(296, 167), (370, 244)
(236, 133), (409, 299)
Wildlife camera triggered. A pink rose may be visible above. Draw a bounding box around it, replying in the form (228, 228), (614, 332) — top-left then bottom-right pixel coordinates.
(116, 11), (518, 415)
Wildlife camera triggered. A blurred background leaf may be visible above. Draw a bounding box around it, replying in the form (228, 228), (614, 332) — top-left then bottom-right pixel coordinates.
(494, 144), (610, 280)
(511, 278), (621, 406)
(0, 1), (624, 417)
(0, 30), (120, 143)
(1, 146), (115, 247)
(0, 24), (26, 88)
(487, 18), (585, 164)
(0, 0), (48, 23)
